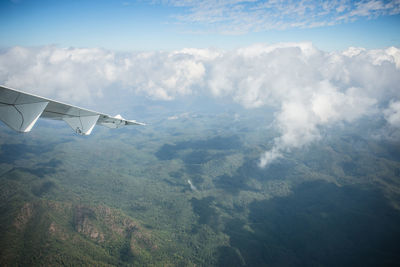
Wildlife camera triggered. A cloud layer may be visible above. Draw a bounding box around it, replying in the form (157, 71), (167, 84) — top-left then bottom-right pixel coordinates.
(1, 43), (399, 166)
(160, 0), (400, 33)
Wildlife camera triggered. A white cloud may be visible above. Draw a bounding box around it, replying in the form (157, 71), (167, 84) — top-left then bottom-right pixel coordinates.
(259, 147), (283, 168)
(158, 0), (400, 33)
(0, 46), (115, 103)
(0, 43), (399, 166)
(0, 46), (210, 102)
(384, 101), (400, 128)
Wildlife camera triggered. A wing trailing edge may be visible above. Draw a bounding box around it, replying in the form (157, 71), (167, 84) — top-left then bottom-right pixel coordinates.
(0, 85), (145, 135)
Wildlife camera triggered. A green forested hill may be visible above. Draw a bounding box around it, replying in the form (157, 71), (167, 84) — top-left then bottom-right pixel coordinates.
(1, 111), (400, 266)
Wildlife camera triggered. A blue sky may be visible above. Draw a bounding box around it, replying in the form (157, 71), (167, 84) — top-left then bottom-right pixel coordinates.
(0, 0), (399, 51)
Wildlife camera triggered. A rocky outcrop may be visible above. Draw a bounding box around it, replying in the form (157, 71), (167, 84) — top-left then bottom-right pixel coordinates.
(73, 205), (105, 242)
(8, 200), (160, 265)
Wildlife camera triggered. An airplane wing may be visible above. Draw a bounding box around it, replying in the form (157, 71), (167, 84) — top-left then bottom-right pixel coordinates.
(0, 85), (145, 135)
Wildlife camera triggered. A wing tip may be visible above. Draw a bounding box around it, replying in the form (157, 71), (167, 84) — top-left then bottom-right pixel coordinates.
(131, 121), (146, 126)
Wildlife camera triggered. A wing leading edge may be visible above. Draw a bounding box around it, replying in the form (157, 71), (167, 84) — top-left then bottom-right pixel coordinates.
(0, 85), (145, 135)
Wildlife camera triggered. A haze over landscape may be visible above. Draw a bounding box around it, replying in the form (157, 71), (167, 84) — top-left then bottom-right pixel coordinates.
(1, 0), (400, 266)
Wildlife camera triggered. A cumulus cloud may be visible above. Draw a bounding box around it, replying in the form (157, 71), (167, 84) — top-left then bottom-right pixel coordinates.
(0, 46), (210, 103)
(158, 0), (400, 33)
(0, 43), (399, 166)
(0, 46), (116, 103)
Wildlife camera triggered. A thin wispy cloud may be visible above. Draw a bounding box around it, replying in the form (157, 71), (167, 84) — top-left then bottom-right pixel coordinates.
(160, 0), (400, 33)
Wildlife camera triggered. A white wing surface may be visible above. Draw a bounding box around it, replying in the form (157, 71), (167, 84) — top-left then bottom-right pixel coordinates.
(0, 85), (144, 135)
